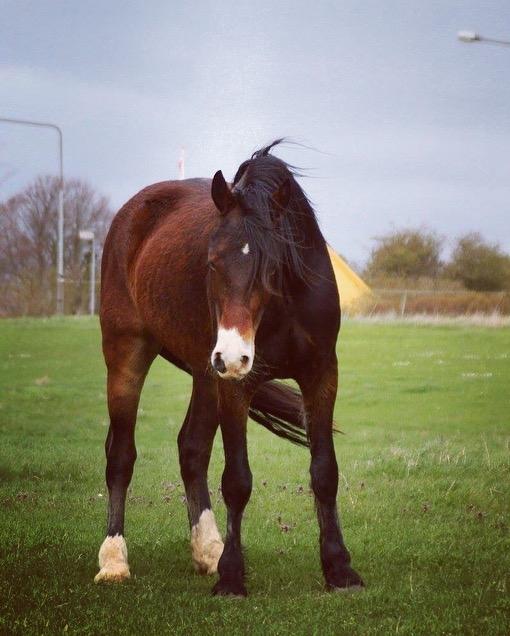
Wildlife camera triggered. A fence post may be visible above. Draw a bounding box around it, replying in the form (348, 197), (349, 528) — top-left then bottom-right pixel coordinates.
(400, 290), (408, 317)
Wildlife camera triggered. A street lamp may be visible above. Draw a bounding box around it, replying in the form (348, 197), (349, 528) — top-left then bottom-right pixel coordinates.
(79, 230), (96, 316)
(457, 30), (510, 46)
(0, 116), (65, 314)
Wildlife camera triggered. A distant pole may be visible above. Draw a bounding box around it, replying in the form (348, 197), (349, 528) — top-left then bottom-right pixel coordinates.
(0, 116), (65, 314)
(79, 230), (95, 316)
(178, 147), (185, 180)
(457, 30), (510, 47)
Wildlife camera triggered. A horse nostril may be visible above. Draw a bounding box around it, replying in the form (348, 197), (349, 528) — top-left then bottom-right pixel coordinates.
(213, 353), (226, 374)
(240, 355), (250, 366)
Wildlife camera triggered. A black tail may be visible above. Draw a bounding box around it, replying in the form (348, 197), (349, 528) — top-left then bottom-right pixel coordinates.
(249, 381), (309, 447)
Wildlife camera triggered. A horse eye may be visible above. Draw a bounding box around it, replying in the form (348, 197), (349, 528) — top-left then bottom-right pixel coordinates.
(207, 261), (217, 272)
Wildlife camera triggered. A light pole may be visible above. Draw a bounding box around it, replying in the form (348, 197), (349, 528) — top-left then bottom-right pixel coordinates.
(178, 146), (185, 180)
(79, 230), (96, 316)
(0, 116), (65, 314)
(457, 30), (510, 47)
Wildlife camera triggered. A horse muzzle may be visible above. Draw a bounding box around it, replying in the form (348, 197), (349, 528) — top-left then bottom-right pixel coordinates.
(211, 327), (254, 380)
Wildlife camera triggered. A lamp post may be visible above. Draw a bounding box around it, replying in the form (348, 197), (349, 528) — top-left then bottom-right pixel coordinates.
(0, 116), (65, 314)
(457, 30), (510, 47)
(79, 230), (96, 315)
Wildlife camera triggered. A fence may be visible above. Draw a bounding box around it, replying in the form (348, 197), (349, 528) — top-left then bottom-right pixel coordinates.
(2, 277), (510, 319)
(0, 277), (100, 317)
(349, 289), (510, 317)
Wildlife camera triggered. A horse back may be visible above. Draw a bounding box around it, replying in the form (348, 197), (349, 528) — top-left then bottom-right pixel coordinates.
(100, 179), (215, 351)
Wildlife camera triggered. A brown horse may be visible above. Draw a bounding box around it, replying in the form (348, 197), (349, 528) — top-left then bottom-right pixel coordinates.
(95, 140), (363, 595)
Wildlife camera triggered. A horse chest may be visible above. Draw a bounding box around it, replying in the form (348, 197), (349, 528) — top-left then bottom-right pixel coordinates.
(256, 315), (317, 379)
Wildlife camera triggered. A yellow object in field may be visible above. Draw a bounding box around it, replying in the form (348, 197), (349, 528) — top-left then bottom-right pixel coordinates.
(327, 245), (372, 313)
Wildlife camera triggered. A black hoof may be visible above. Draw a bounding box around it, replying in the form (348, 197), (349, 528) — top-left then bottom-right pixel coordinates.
(326, 565), (365, 592)
(212, 578), (247, 597)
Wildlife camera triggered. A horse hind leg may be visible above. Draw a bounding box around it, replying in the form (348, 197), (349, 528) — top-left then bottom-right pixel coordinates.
(178, 372), (223, 575)
(94, 334), (158, 583)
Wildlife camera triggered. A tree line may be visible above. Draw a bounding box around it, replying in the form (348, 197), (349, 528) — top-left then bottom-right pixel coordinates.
(364, 229), (510, 291)
(1, 176), (508, 317)
(0, 175), (112, 316)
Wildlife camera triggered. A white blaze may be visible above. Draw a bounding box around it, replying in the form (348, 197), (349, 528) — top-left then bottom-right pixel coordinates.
(242, 243), (250, 255)
(212, 327), (254, 377)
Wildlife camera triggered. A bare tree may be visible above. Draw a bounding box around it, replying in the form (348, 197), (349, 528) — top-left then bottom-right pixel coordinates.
(0, 176), (113, 316)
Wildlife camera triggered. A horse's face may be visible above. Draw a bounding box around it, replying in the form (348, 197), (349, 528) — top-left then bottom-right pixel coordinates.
(207, 171), (269, 380)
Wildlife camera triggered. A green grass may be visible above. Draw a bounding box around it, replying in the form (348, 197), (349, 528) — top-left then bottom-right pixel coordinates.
(1, 317), (509, 635)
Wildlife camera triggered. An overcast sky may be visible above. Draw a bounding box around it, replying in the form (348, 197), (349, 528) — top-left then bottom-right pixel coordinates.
(1, 0), (509, 265)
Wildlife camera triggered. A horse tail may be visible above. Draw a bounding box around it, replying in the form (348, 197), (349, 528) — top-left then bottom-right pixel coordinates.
(249, 381), (309, 447)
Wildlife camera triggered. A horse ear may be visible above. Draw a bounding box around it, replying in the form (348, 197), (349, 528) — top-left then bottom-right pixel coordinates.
(211, 170), (235, 215)
(272, 178), (291, 213)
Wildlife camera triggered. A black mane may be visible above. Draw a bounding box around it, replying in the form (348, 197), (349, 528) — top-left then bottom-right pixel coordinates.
(231, 140), (322, 294)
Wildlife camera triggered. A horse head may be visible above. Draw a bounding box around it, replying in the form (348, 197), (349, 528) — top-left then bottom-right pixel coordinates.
(207, 163), (293, 379)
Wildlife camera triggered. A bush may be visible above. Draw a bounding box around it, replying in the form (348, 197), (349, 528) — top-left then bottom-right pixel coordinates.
(447, 233), (510, 291)
(365, 229), (443, 280)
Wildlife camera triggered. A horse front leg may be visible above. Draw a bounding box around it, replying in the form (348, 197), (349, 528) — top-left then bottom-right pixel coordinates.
(212, 384), (252, 596)
(299, 355), (364, 591)
(178, 372), (223, 574)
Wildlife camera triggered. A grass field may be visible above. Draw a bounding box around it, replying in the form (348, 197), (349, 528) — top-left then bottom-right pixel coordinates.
(1, 318), (509, 635)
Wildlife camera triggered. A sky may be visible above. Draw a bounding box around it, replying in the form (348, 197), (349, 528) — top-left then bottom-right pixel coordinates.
(1, 0), (509, 266)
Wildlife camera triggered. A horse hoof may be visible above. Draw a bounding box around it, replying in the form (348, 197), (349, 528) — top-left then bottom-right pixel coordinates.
(94, 564), (131, 583)
(191, 510), (224, 575)
(326, 565), (365, 592)
(212, 579), (247, 597)
(192, 539), (224, 575)
(94, 535), (130, 584)
(329, 583), (364, 594)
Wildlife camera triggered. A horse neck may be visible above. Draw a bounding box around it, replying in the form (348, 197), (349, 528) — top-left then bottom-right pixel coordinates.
(290, 195), (325, 251)
(278, 206), (328, 299)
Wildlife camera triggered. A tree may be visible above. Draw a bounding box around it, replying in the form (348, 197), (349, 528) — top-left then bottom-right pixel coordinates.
(0, 176), (113, 316)
(447, 233), (510, 291)
(365, 229), (443, 280)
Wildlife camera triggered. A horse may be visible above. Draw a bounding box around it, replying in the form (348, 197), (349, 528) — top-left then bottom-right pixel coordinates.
(95, 140), (364, 595)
